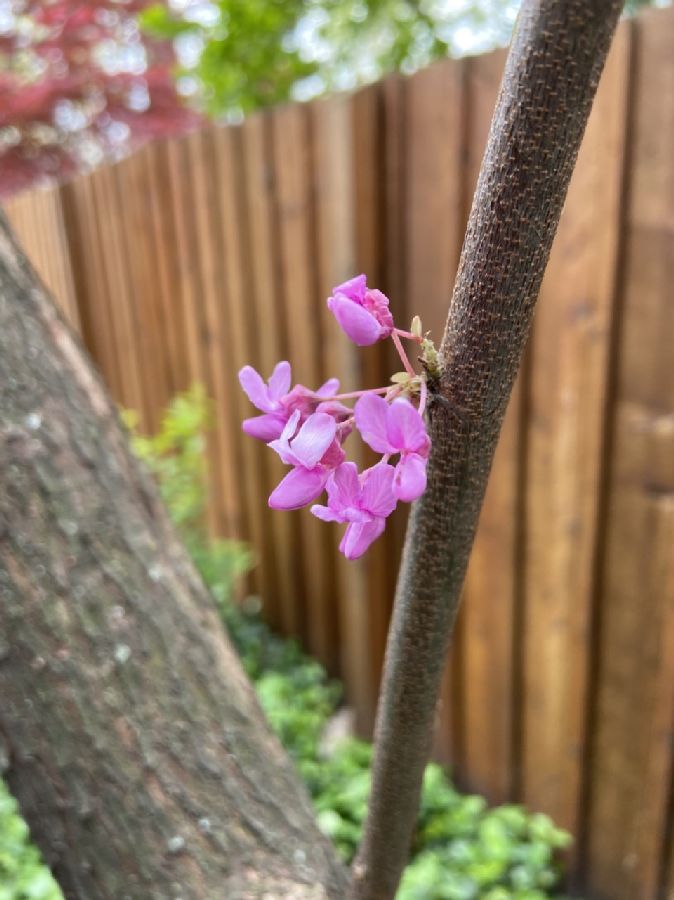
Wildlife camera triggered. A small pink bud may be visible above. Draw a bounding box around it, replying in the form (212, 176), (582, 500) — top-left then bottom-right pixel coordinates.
(327, 275), (394, 346)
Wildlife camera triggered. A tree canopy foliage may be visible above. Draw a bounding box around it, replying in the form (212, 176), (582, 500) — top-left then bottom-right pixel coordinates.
(141, 0), (517, 117)
(0, 0), (662, 195)
(142, 0), (659, 118)
(0, 1), (200, 198)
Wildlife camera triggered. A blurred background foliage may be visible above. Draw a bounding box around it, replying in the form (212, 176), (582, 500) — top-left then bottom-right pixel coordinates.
(0, 0), (664, 196)
(140, 0), (663, 118)
(0, 1), (200, 197)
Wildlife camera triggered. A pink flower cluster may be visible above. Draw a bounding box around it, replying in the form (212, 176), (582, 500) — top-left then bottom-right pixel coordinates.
(239, 275), (431, 559)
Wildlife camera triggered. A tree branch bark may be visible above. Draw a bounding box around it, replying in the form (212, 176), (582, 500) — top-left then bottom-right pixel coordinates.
(350, 2), (624, 898)
(0, 216), (347, 899)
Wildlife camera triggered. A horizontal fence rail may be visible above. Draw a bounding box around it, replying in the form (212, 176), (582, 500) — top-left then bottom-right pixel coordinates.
(4, 7), (673, 898)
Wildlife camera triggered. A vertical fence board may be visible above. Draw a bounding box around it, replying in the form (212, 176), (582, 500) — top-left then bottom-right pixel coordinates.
(214, 129), (253, 539)
(270, 103), (339, 662)
(405, 57), (466, 765)
(520, 23), (631, 843)
(208, 125), (271, 599)
(59, 175), (125, 403)
(185, 129), (243, 540)
(349, 82), (387, 730)
(95, 164), (151, 422)
(115, 147), (175, 435)
(165, 137), (209, 390)
(352, 78), (414, 728)
(666, 830), (674, 900)
(405, 58), (464, 342)
(458, 48), (523, 803)
(4, 189), (80, 331)
(236, 113), (295, 628)
(585, 9), (674, 898)
(164, 134), (224, 537)
(364, 75), (409, 714)
(143, 142), (192, 397)
(311, 94), (370, 696)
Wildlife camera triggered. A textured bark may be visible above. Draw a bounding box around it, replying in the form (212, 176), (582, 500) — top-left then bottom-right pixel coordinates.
(350, 2), (624, 898)
(0, 215), (347, 899)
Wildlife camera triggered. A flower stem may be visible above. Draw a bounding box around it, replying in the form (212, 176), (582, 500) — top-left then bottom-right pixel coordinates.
(419, 378), (428, 416)
(391, 331), (416, 377)
(316, 386), (390, 402)
(394, 328), (423, 342)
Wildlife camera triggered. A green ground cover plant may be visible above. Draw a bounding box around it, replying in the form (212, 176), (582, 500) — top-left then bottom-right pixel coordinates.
(0, 787), (61, 900)
(0, 387), (572, 899)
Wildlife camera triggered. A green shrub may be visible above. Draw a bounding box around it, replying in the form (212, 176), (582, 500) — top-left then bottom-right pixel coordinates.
(0, 785), (61, 900)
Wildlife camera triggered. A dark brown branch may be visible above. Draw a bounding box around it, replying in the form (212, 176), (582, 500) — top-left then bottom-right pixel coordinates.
(349, 2), (624, 898)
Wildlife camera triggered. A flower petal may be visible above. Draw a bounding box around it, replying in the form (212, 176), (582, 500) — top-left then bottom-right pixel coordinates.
(242, 413), (286, 442)
(311, 503), (344, 523)
(267, 360), (292, 401)
(280, 408), (302, 441)
(281, 385), (315, 418)
(387, 398), (430, 455)
(328, 294), (384, 346)
(360, 461), (397, 518)
(340, 518), (386, 560)
(320, 439), (346, 471)
(363, 288), (394, 333)
(269, 467), (328, 510)
(239, 365), (274, 413)
(332, 274), (367, 305)
(354, 393), (394, 454)
(394, 453), (428, 502)
(315, 377), (340, 398)
(269, 409), (302, 465)
(326, 462), (361, 513)
(290, 413), (337, 469)
(315, 399), (351, 422)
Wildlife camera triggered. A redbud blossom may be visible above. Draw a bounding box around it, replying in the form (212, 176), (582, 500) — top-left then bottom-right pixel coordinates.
(239, 361), (339, 442)
(238, 274), (433, 560)
(311, 461), (397, 559)
(354, 394), (430, 501)
(268, 410), (345, 510)
(327, 274), (394, 346)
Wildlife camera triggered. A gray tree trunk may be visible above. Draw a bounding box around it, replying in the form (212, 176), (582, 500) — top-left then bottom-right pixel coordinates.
(0, 217), (347, 899)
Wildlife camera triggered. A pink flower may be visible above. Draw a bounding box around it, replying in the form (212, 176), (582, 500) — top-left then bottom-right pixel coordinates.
(311, 461), (397, 559)
(268, 410), (345, 510)
(354, 394), (430, 502)
(327, 274), (394, 346)
(239, 361), (340, 442)
(315, 399), (355, 443)
(281, 381), (340, 418)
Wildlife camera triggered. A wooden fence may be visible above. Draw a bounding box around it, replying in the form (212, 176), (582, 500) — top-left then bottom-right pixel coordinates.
(4, 6), (673, 897)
